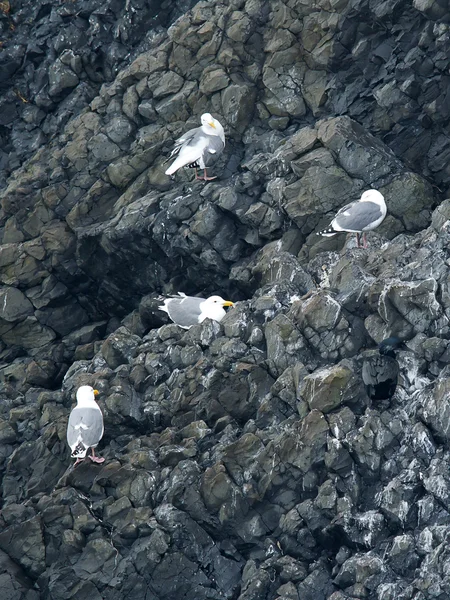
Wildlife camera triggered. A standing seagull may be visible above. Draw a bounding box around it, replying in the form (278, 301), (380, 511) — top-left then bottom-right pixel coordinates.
(165, 113), (225, 181)
(362, 337), (403, 401)
(67, 385), (105, 465)
(159, 293), (234, 329)
(318, 189), (387, 248)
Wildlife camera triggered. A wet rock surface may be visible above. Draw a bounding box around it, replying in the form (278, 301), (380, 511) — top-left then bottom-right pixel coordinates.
(1, 0), (450, 599)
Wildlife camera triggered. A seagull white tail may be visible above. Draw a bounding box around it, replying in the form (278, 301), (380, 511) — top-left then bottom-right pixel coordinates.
(165, 141), (206, 175)
(159, 299), (170, 314)
(165, 159), (183, 176)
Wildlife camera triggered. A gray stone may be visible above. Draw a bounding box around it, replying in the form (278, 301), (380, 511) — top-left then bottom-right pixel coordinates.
(246, 246), (315, 294)
(262, 67), (306, 117)
(48, 60), (79, 96)
(300, 363), (360, 414)
(382, 173), (436, 232)
(0, 516), (46, 577)
(149, 71), (184, 99)
(0, 418), (17, 443)
(87, 133), (121, 162)
(431, 198), (450, 231)
(377, 278), (442, 336)
(278, 410), (329, 474)
(0, 317), (56, 349)
(0, 549), (40, 599)
(413, 0), (449, 20)
(265, 314), (311, 378)
(283, 163), (359, 234)
(200, 67), (229, 94)
(317, 116), (403, 186)
(138, 99), (157, 121)
(421, 378), (450, 443)
(101, 326), (141, 369)
(0, 287), (34, 322)
(105, 116), (135, 145)
(334, 553), (384, 591)
(221, 84), (257, 134)
(155, 81), (198, 122)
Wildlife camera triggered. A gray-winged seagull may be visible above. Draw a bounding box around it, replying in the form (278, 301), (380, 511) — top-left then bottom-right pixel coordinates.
(318, 189), (387, 248)
(165, 113), (225, 181)
(67, 385), (105, 465)
(159, 293), (234, 329)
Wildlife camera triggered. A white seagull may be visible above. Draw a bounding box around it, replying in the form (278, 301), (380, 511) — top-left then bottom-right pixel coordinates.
(165, 113), (225, 181)
(66, 385), (105, 465)
(318, 189), (387, 248)
(159, 293), (234, 329)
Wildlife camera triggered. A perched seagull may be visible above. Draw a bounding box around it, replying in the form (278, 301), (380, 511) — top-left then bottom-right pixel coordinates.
(165, 113), (225, 181)
(318, 189), (387, 248)
(362, 337), (404, 401)
(66, 386), (105, 466)
(159, 293), (234, 329)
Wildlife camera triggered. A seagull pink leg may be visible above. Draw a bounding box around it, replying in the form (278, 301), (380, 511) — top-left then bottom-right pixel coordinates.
(89, 448), (105, 464)
(196, 167), (217, 181)
(73, 457), (84, 467)
(363, 232), (368, 248)
(356, 233), (361, 247)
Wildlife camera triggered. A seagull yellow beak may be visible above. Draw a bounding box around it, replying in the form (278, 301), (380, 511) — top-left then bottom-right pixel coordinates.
(209, 121), (216, 129)
(93, 389), (99, 396)
(222, 301), (234, 307)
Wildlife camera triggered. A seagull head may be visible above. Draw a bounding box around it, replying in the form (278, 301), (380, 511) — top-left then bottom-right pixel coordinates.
(205, 295), (234, 308)
(76, 385), (100, 404)
(361, 189), (385, 205)
(201, 113), (216, 128)
(200, 113), (225, 141)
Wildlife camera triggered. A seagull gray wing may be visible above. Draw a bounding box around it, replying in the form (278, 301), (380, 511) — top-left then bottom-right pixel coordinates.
(67, 405), (104, 450)
(167, 126), (203, 160)
(201, 134), (225, 167)
(333, 201), (384, 232)
(164, 296), (204, 328)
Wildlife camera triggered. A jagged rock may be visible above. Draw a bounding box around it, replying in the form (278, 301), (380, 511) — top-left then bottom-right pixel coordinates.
(300, 362), (362, 413)
(421, 378), (450, 443)
(0, 548), (39, 600)
(35, 301), (89, 337)
(48, 60), (79, 97)
(0, 286), (34, 321)
(101, 327), (141, 369)
(0, 515), (46, 577)
(221, 84), (257, 134)
(152, 504), (243, 598)
(375, 277), (443, 338)
(413, 0), (449, 20)
(334, 553), (385, 595)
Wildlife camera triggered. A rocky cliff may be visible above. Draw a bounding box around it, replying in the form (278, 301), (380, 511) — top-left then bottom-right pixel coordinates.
(1, 0), (450, 599)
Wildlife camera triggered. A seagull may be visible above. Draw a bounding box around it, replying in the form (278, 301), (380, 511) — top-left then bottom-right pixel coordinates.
(159, 293), (234, 329)
(318, 189), (387, 248)
(165, 113), (225, 181)
(362, 337), (404, 401)
(66, 386), (105, 466)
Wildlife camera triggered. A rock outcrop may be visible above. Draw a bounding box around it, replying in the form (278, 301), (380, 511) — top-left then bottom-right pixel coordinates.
(1, 0), (450, 599)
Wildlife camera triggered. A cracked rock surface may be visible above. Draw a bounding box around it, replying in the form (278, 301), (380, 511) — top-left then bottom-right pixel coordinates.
(1, 0), (450, 599)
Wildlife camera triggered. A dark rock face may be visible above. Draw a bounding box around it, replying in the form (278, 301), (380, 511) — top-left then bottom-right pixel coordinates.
(0, 0), (199, 185)
(1, 0), (450, 599)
